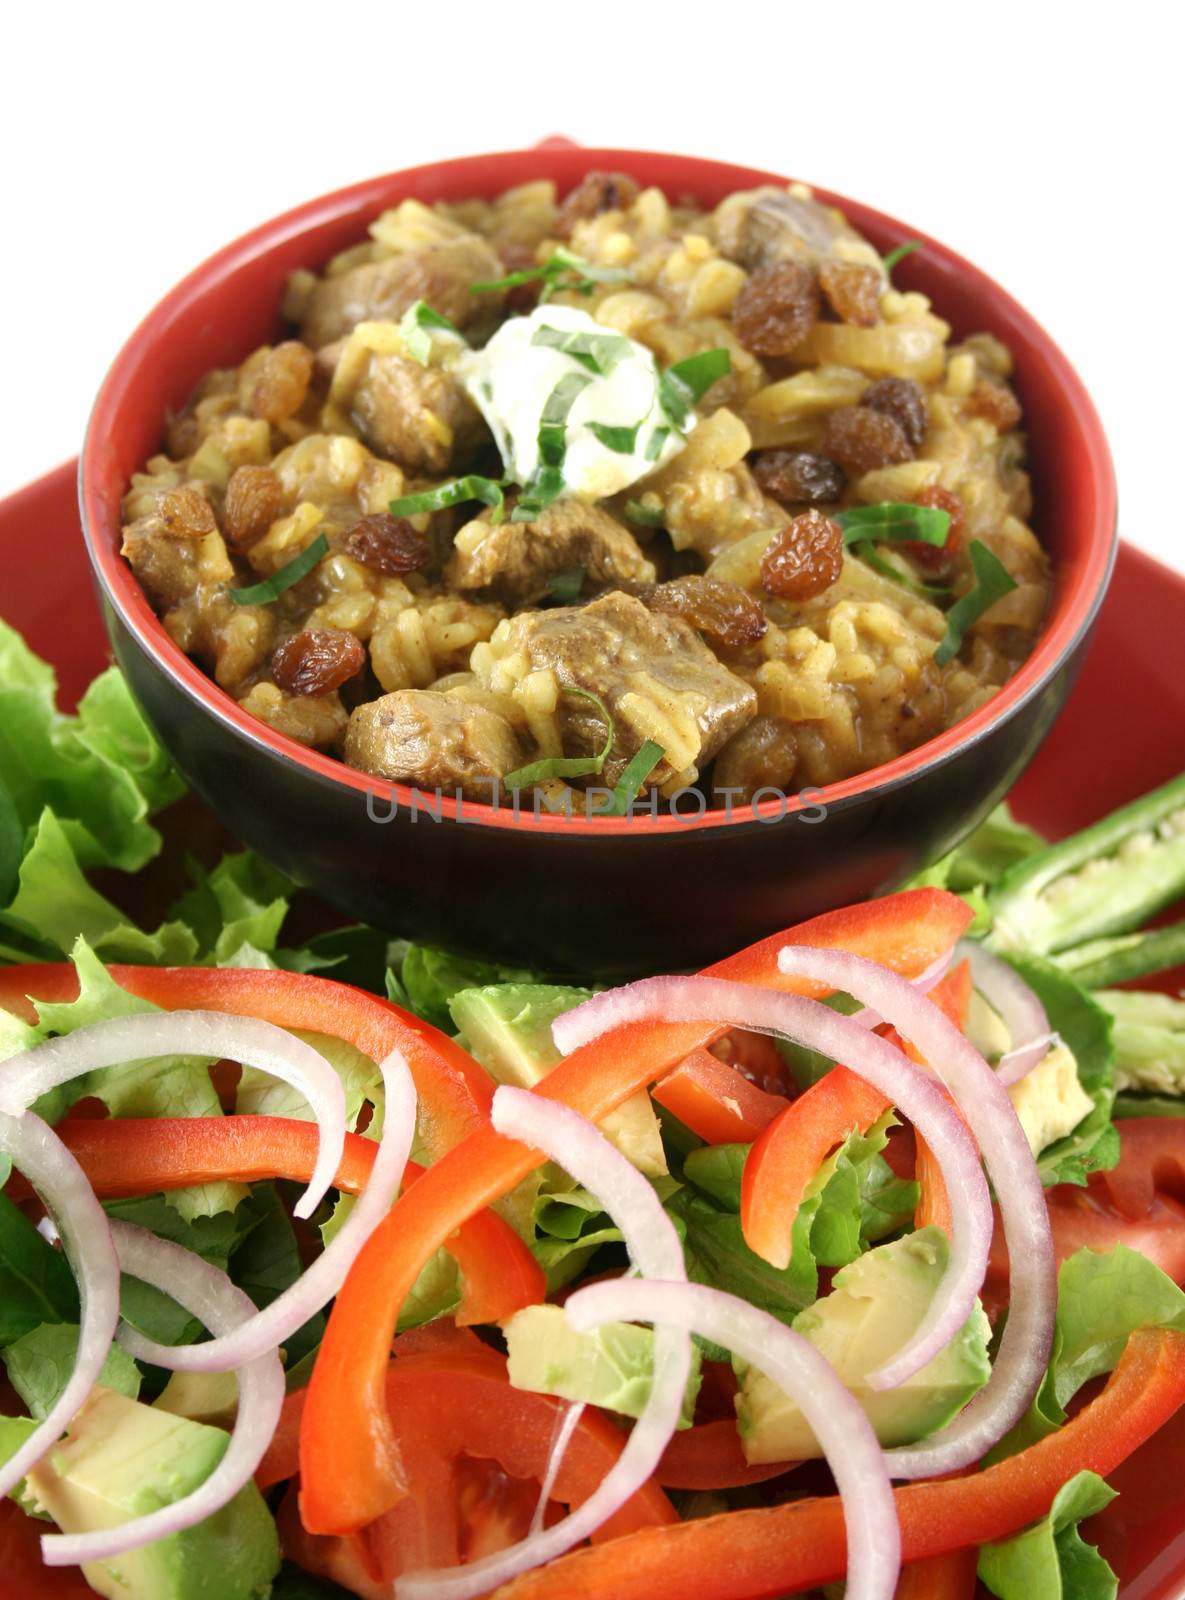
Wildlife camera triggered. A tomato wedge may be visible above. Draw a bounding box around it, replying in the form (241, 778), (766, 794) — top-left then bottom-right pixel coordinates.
(656, 1419), (792, 1490)
(0, 1501), (96, 1599)
(652, 1049), (787, 1144)
(299, 888), (973, 1534)
(24, 1114), (544, 1326)
(1097, 1119), (1185, 1220)
(486, 1327), (1185, 1600)
(893, 1549), (978, 1599)
(0, 964), (491, 1160)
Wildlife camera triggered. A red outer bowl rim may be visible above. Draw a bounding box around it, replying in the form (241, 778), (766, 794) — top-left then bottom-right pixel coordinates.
(80, 146), (1118, 838)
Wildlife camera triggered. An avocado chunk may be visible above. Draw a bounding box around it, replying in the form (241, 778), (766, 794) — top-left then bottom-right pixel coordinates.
(1006, 1042), (1094, 1156)
(505, 1303), (701, 1426)
(737, 1227), (991, 1462)
(153, 1370), (239, 1429)
(25, 1387), (279, 1600)
(449, 983), (667, 1176)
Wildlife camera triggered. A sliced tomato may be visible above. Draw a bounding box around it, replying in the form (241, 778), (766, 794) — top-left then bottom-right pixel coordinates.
(0, 1502), (96, 1599)
(1096, 1119), (1185, 1220)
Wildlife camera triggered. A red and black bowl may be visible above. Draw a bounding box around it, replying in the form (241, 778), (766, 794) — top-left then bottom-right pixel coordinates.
(79, 145), (1117, 975)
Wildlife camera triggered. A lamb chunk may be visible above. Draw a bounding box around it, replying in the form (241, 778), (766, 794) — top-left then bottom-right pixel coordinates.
(300, 236), (504, 349)
(121, 492), (233, 611)
(712, 187), (872, 274)
(501, 592), (756, 786)
(344, 690), (524, 802)
(336, 350), (487, 474)
(447, 500), (657, 607)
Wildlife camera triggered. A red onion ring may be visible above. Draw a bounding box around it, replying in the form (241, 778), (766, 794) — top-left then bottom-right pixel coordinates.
(849, 946), (955, 1031)
(0, 1111), (120, 1501)
(566, 1277), (900, 1600)
(957, 940), (1056, 1085)
(119, 1048), (415, 1374)
(0, 1011), (347, 1220)
(774, 946), (1055, 1475)
(553, 977), (991, 1391)
(41, 1220), (284, 1568)
(395, 1084), (692, 1600)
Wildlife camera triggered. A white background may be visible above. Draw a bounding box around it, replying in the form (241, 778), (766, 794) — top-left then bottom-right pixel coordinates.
(2, 0), (1180, 571)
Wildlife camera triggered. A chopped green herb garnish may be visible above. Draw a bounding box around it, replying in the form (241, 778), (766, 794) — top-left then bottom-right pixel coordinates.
(624, 499), (665, 528)
(544, 567), (586, 604)
(606, 740), (665, 815)
(531, 325), (635, 376)
(836, 503), (951, 548)
(587, 421), (642, 454)
(882, 240), (922, 280)
(934, 540), (1018, 666)
(855, 545), (950, 600)
(503, 686), (615, 791)
(399, 300), (462, 366)
(645, 426), (671, 463)
(229, 533), (328, 606)
(471, 248), (631, 301)
(511, 466), (566, 524)
(658, 348), (731, 429)
(389, 476), (506, 525)
(510, 372), (591, 523)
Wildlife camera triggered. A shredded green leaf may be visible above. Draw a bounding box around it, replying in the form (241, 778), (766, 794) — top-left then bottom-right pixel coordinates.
(503, 687), (614, 791)
(390, 476), (506, 525)
(836, 503), (950, 547)
(544, 568), (586, 604)
(399, 299), (462, 366)
(882, 240), (923, 279)
(538, 371), (593, 469)
(470, 248), (631, 301)
(658, 349), (731, 429)
(934, 540), (1019, 665)
(624, 498), (665, 528)
(229, 533), (328, 607)
(606, 741), (665, 815)
(854, 545), (950, 599)
(587, 421), (642, 454)
(645, 426), (671, 463)
(530, 325), (634, 376)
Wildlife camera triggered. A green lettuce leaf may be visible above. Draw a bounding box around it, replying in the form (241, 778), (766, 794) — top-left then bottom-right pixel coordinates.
(2, 1322), (140, 1417)
(979, 1471), (1117, 1600)
(169, 851), (291, 965)
(103, 1193), (252, 1347)
(0, 620), (183, 875)
(1003, 955), (1118, 1187)
(394, 942), (542, 1032)
(228, 1182), (324, 1369)
(0, 1189), (80, 1341)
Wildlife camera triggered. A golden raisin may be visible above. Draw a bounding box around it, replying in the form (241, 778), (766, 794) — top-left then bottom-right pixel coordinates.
(819, 405), (914, 476)
(643, 575), (768, 650)
(819, 259), (882, 327)
(272, 629), (366, 696)
(713, 716), (799, 807)
(753, 449), (846, 507)
(554, 171), (641, 237)
(731, 261), (820, 357)
(860, 377), (928, 449)
(967, 380), (1023, 432)
(906, 485), (965, 571)
(157, 486), (216, 539)
(760, 510), (844, 601)
(251, 342), (315, 424)
(223, 465), (285, 548)
(339, 513), (430, 576)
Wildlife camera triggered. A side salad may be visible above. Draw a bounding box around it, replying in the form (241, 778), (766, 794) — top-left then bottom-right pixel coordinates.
(2, 614), (1185, 1599)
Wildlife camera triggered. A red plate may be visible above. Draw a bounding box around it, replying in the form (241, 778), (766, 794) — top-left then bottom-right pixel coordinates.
(2, 462), (1184, 1594)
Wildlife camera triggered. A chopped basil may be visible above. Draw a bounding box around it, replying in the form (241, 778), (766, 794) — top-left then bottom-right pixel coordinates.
(544, 567), (586, 604)
(658, 348), (731, 429)
(587, 421), (641, 454)
(855, 546), (950, 600)
(471, 247), (631, 301)
(510, 466), (566, 524)
(531, 325), (635, 376)
(229, 533), (328, 606)
(881, 240), (922, 280)
(836, 503), (951, 547)
(645, 426), (671, 463)
(934, 540), (1018, 666)
(503, 686), (615, 790)
(624, 499), (665, 528)
(399, 300), (462, 366)
(510, 372), (591, 523)
(389, 476), (506, 525)
(606, 740), (665, 815)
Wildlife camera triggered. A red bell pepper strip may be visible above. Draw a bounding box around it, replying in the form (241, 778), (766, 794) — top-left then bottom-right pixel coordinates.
(299, 888), (973, 1534)
(740, 1066), (891, 1269)
(652, 1049), (788, 1144)
(486, 1327), (1185, 1600)
(655, 1419), (793, 1490)
(893, 1548), (978, 1599)
(0, 964), (491, 1161)
(15, 1114), (543, 1328)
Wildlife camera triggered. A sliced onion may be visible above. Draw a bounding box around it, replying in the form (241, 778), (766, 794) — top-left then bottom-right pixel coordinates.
(531, 1402), (584, 1536)
(958, 940), (1055, 1085)
(41, 1220), (285, 1568)
(849, 947), (954, 1031)
(774, 946), (1055, 1475)
(554, 977), (991, 1391)
(119, 1047), (415, 1375)
(0, 1112), (120, 1501)
(567, 1277), (899, 1600)
(0, 1011), (348, 1221)
(395, 1084), (692, 1600)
